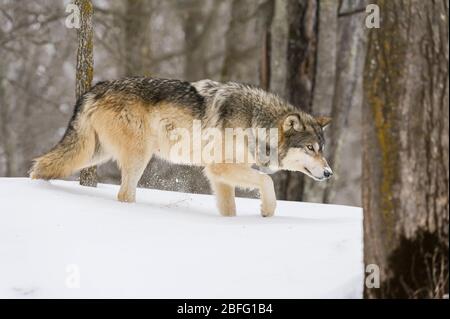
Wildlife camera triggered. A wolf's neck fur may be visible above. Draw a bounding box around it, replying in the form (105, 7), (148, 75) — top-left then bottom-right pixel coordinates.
(193, 79), (314, 130)
(241, 86), (295, 129)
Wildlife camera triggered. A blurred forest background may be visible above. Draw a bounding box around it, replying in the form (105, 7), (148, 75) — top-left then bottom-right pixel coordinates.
(0, 0), (365, 206)
(0, 0), (448, 298)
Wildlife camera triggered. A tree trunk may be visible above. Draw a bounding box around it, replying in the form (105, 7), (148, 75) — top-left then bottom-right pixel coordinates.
(123, 0), (152, 76)
(76, 0), (97, 187)
(221, 0), (270, 84)
(302, 0), (338, 203)
(269, 0), (318, 201)
(258, 0), (274, 91)
(363, 0), (448, 298)
(321, 0), (367, 203)
(311, 0), (338, 116)
(181, 0), (209, 82)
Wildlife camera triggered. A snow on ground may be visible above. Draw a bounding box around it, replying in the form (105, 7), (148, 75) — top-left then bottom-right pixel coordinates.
(0, 178), (363, 298)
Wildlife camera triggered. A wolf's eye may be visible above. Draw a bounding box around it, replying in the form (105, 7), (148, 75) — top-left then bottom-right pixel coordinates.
(306, 145), (314, 151)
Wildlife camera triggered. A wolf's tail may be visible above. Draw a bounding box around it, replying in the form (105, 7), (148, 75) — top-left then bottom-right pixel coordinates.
(29, 95), (97, 180)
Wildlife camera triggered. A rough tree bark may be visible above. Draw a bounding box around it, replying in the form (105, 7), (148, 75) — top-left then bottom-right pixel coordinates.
(270, 0), (318, 201)
(180, 0), (210, 82)
(363, 0), (449, 298)
(311, 0), (338, 115)
(221, 0), (271, 83)
(321, 0), (367, 203)
(257, 0), (274, 91)
(304, 0), (368, 205)
(76, 0), (97, 187)
(123, 0), (152, 76)
(302, 0), (338, 203)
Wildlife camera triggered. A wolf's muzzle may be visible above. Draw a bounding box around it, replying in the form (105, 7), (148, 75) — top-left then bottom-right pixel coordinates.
(323, 167), (333, 179)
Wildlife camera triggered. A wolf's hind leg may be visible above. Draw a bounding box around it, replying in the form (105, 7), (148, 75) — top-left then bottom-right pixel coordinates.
(117, 151), (152, 203)
(205, 164), (276, 217)
(89, 103), (153, 203)
(209, 179), (236, 217)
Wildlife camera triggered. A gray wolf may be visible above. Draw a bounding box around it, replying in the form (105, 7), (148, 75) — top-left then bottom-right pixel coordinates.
(30, 77), (332, 217)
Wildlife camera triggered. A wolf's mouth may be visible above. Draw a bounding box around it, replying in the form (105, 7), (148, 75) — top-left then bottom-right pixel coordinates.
(303, 167), (324, 181)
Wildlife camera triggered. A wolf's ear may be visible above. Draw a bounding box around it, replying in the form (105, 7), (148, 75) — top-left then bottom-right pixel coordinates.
(316, 116), (332, 129)
(282, 114), (302, 132)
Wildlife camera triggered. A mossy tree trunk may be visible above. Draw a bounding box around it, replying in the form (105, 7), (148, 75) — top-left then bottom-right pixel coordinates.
(363, 0), (448, 298)
(76, 0), (97, 187)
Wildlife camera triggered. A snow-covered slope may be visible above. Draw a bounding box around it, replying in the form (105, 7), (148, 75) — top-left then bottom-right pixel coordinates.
(0, 178), (363, 298)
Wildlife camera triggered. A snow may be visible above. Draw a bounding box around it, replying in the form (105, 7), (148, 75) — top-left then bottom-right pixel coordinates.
(0, 178), (363, 298)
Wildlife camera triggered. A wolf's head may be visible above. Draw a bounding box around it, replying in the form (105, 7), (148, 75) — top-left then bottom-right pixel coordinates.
(277, 113), (333, 181)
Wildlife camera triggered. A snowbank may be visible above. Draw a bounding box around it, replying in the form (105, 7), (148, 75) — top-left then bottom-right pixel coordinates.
(0, 178), (363, 298)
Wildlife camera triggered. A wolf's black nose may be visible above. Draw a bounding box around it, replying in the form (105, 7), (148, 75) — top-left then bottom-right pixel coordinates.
(324, 170), (332, 178)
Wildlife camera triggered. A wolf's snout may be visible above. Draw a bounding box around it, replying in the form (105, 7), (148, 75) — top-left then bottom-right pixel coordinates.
(323, 168), (333, 178)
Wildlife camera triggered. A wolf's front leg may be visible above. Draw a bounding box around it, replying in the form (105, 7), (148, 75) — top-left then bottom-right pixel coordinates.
(205, 164), (276, 217)
(259, 174), (276, 217)
(210, 180), (236, 217)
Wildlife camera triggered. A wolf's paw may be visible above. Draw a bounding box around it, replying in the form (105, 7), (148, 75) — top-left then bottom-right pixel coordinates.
(219, 208), (236, 217)
(117, 191), (136, 203)
(260, 201), (276, 217)
(218, 203), (236, 217)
